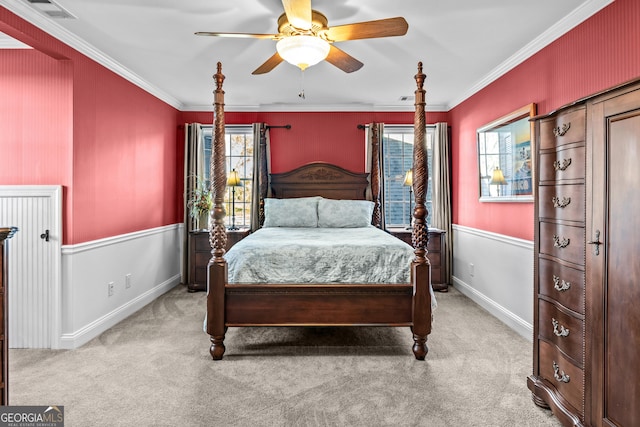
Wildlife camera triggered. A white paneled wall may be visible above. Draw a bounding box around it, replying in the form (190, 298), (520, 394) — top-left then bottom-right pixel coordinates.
(451, 224), (534, 340)
(60, 224), (183, 349)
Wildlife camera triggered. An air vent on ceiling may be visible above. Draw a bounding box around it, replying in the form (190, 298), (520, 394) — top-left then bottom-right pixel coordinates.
(25, 0), (76, 19)
(399, 96), (415, 102)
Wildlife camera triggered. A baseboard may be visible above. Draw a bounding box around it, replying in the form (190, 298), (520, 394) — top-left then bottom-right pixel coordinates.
(59, 275), (181, 349)
(452, 276), (533, 341)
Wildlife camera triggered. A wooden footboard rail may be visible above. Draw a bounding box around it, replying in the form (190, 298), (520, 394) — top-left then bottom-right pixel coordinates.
(206, 62), (431, 360)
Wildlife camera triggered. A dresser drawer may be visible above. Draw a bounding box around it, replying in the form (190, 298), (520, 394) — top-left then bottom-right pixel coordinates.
(538, 299), (584, 366)
(429, 266), (442, 285)
(391, 230), (412, 245)
(538, 257), (585, 314)
(387, 229), (443, 252)
(538, 184), (585, 223)
(539, 107), (586, 150)
(539, 145), (585, 184)
(195, 233), (212, 251)
(427, 231), (443, 251)
(539, 340), (584, 414)
(426, 251), (441, 267)
(539, 222), (585, 266)
(189, 229), (249, 292)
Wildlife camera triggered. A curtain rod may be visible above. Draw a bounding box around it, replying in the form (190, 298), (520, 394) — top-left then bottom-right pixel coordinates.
(266, 125), (292, 130)
(357, 124), (368, 130)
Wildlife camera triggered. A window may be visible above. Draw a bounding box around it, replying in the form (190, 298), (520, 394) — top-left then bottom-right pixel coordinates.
(202, 125), (253, 229)
(382, 125), (434, 227)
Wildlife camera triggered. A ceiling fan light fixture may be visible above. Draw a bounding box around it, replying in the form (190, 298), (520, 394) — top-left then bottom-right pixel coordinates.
(276, 35), (330, 71)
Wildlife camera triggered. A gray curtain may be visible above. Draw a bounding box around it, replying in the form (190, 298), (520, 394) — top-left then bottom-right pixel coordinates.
(250, 123), (271, 232)
(365, 122), (385, 229)
(184, 123), (208, 230)
(431, 122), (452, 285)
(183, 123), (207, 284)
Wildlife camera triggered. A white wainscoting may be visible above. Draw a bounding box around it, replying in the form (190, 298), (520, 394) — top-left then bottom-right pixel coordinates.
(59, 224), (184, 349)
(451, 224), (534, 341)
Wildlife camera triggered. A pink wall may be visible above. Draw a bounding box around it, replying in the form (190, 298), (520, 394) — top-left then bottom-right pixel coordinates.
(0, 49), (73, 187)
(180, 111), (449, 173)
(4, 0), (638, 245)
(70, 60), (180, 243)
(0, 7), (181, 244)
(449, 0), (640, 241)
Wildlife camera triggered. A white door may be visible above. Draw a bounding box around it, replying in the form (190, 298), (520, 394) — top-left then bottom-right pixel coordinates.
(0, 186), (61, 348)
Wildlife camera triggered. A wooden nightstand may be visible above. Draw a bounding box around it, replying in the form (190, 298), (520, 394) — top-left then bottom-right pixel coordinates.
(188, 228), (249, 292)
(387, 227), (448, 292)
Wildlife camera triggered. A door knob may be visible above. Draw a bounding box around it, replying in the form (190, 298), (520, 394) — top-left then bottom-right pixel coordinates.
(587, 230), (602, 255)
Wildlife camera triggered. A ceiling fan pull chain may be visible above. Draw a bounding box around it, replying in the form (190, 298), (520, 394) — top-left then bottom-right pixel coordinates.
(298, 69), (306, 99)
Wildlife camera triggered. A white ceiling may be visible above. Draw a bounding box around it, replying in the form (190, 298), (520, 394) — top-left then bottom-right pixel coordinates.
(2, 0), (612, 111)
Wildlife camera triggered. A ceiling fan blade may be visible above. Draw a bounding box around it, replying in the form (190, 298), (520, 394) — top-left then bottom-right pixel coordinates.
(325, 45), (363, 73)
(252, 52), (285, 75)
(282, 0), (312, 30)
(325, 17), (408, 42)
(195, 32), (278, 40)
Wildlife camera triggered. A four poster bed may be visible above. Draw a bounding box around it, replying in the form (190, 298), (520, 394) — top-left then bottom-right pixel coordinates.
(206, 62), (433, 360)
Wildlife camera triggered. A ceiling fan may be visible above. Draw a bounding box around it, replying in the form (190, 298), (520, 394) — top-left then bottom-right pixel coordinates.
(195, 0), (408, 75)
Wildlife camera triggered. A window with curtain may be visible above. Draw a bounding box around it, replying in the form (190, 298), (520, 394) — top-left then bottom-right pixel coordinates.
(382, 125), (435, 227)
(202, 125), (253, 229)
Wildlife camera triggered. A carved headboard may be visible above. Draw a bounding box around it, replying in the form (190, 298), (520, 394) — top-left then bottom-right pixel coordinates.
(270, 162), (369, 200)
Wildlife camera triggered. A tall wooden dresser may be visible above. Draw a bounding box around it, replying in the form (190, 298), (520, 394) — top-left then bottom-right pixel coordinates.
(0, 226), (18, 406)
(529, 79), (640, 426)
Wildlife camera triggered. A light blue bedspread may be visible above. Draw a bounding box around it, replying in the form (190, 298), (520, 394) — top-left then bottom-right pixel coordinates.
(225, 226), (414, 284)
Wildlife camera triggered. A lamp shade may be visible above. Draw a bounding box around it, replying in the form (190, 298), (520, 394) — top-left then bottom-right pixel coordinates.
(489, 167), (507, 185)
(276, 35), (330, 71)
(227, 169), (243, 187)
(403, 169), (413, 186)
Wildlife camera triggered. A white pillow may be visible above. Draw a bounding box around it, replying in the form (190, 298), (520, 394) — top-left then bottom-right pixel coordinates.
(317, 198), (374, 228)
(263, 197), (320, 227)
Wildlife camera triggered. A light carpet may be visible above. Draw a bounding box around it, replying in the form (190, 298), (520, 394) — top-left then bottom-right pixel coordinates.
(9, 285), (560, 426)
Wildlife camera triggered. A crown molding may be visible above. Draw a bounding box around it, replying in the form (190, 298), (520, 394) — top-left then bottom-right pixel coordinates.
(448, 0), (614, 110)
(183, 102), (447, 113)
(1, 0), (184, 110)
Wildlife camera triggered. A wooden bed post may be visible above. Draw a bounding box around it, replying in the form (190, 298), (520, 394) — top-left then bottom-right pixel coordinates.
(258, 125), (269, 228)
(207, 62), (228, 360)
(370, 123), (382, 228)
(411, 61), (432, 360)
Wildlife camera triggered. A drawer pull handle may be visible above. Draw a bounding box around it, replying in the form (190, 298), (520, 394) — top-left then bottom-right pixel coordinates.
(553, 275), (571, 292)
(552, 318), (570, 337)
(552, 196), (571, 208)
(553, 123), (571, 137)
(553, 235), (570, 248)
(553, 361), (570, 383)
(553, 158), (572, 171)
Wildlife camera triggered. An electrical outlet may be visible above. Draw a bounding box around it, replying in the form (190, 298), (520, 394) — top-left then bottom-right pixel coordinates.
(469, 263), (475, 277)
(108, 281), (115, 297)
(125, 274), (132, 289)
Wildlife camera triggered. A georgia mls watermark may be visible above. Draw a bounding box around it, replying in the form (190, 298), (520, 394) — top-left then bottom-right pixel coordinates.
(0, 406), (64, 427)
